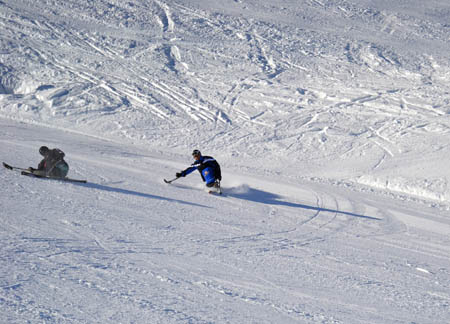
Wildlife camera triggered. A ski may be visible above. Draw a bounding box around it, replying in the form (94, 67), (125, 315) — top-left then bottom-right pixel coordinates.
(208, 181), (222, 195)
(21, 171), (87, 183)
(4, 162), (86, 183)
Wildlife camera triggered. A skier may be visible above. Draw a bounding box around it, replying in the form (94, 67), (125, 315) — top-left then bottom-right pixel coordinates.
(176, 149), (222, 192)
(28, 146), (69, 178)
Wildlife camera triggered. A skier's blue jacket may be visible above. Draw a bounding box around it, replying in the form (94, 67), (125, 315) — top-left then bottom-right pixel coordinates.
(180, 155), (222, 184)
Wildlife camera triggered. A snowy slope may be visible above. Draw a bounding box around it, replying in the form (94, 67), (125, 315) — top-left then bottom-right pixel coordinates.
(1, 0), (450, 323)
(2, 118), (450, 323)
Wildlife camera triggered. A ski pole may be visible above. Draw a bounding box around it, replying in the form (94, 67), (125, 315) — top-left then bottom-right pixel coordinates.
(164, 177), (180, 184)
(2, 162), (30, 172)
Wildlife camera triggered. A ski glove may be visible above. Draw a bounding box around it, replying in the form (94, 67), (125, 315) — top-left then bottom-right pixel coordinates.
(176, 172), (185, 178)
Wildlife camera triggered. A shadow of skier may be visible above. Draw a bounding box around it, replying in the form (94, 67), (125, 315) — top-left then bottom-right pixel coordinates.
(227, 187), (380, 220)
(75, 182), (210, 208)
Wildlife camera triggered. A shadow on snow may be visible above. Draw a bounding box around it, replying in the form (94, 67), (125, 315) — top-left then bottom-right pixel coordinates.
(227, 186), (380, 220)
(76, 182), (210, 208)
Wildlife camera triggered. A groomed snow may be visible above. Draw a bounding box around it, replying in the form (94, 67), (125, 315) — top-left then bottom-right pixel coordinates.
(1, 0), (449, 323)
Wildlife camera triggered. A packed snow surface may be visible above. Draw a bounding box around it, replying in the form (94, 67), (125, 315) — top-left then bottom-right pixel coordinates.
(1, 0), (449, 323)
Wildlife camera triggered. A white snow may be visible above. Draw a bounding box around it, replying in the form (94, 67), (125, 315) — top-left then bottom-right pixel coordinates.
(1, 0), (450, 323)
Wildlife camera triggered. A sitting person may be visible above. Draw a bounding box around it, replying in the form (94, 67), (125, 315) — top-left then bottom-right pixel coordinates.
(176, 149), (222, 190)
(29, 146), (69, 178)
